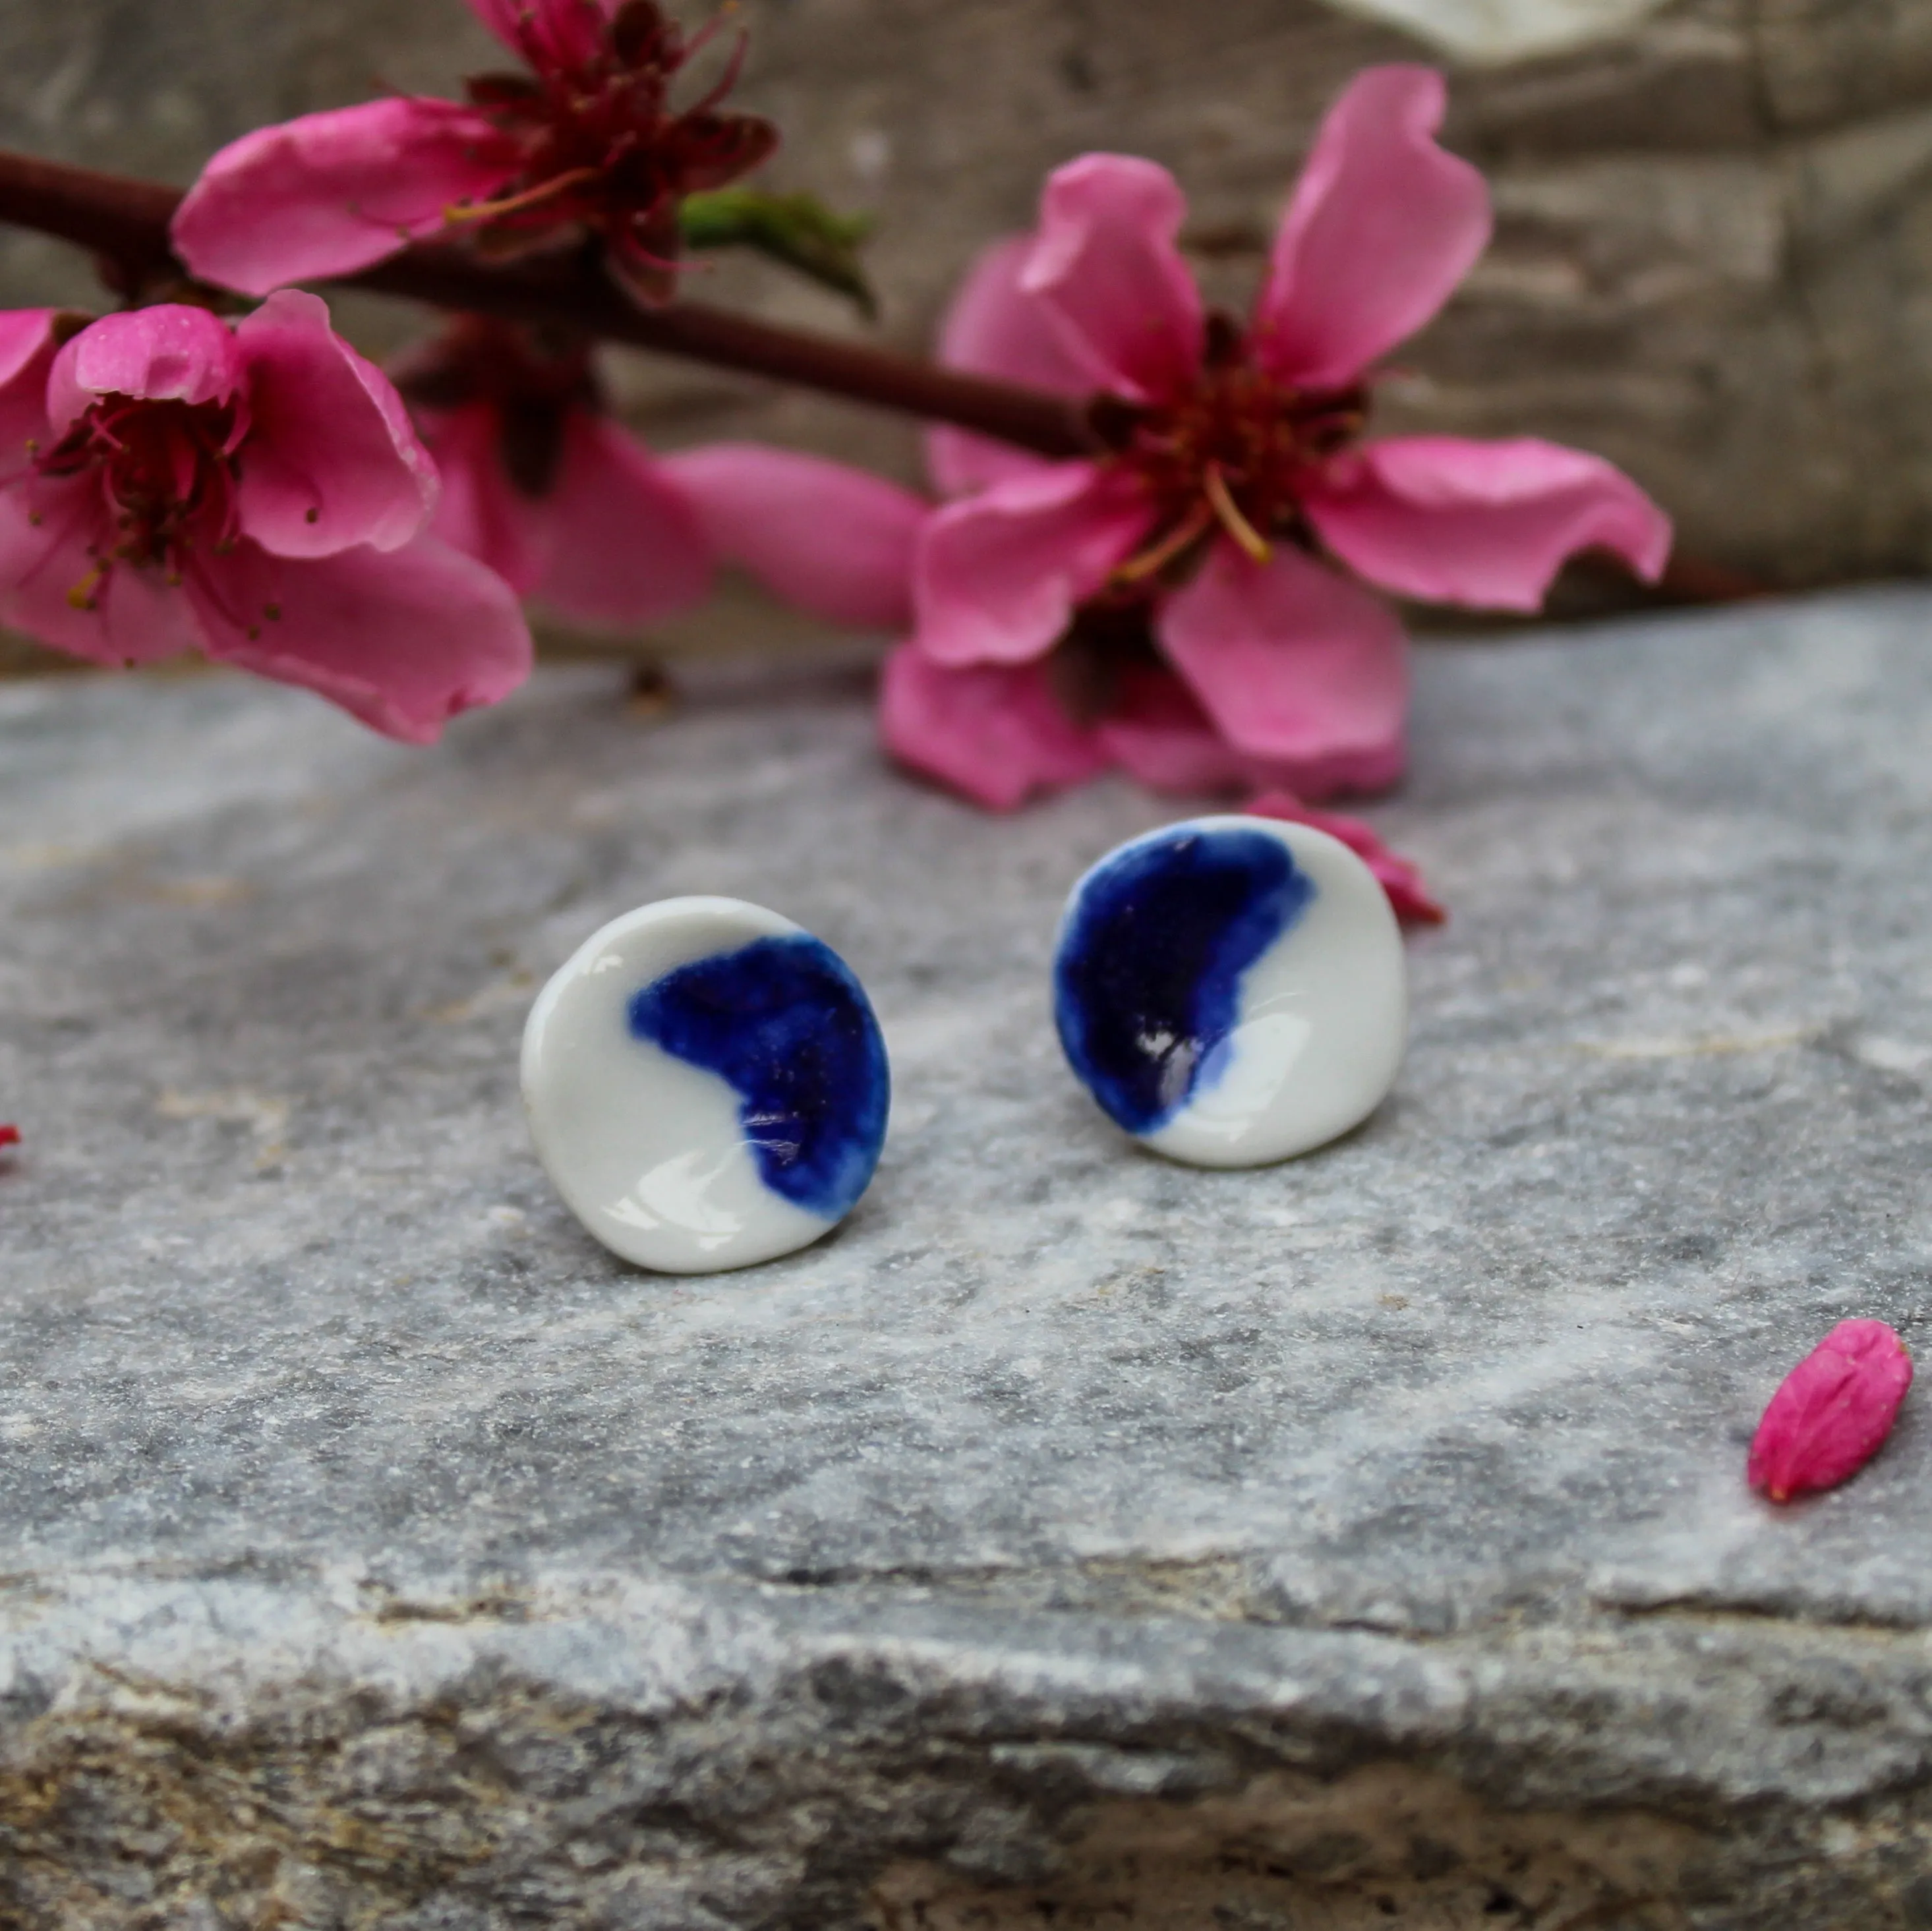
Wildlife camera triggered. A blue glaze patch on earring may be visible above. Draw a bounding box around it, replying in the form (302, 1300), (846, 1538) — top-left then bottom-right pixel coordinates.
(1055, 826), (1316, 1134)
(629, 934), (890, 1221)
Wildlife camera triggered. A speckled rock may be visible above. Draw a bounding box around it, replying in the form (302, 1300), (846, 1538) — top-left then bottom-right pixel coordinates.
(4, 589), (1932, 1927)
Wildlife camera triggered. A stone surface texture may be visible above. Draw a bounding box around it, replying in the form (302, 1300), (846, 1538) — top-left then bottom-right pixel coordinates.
(3, 0), (1932, 625)
(3, 589), (1932, 1925)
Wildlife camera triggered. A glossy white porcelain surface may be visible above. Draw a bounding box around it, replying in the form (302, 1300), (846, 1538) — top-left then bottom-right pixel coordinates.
(521, 898), (888, 1274)
(1052, 816), (1407, 1168)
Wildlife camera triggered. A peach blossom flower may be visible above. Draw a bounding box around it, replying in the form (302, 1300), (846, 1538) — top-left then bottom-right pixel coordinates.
(393, 317), (925, 635)
(883, 66), (1672, 813)
(172, 0), (775, 304)
(0, 295), (530, 741)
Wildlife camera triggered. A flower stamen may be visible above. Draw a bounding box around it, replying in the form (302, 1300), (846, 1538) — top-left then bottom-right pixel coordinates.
(680, 26), (751, 121)
(26, 392), (244, 592)
(443, 0), (777, 301)
(678, 1), (740, 67)
(444, 165), (600, 226)
(1202, 462), (1270, 565)
(1111, 500), (1214, 587)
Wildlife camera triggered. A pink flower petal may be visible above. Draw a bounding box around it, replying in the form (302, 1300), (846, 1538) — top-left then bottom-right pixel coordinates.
(418, 403), (710, 627)
(878, 643), (1105, 811)
(233, 291), (437, 558)
(1091, 666), (1392, 802)
(914, 461), (1148, 668)
(1306, 436), (1672, 611)
(47, 306), (242, 432)
(0, 310), (59, 480)
(1255, 66), (1490, 392)
(0, 476), (201, 666)
(929, 234), (1092, 496)
(660, 442), (925, 631)
(463, 0), (526, 50)
(529, 413), (712, 629)
(1020, 154), (1204, 401)
(419, 401), (548, 598)
(467, 0), (614, 65)
(1156, 541), (1408, 799)
(1244, 789), (1446, 924)
(171, 98), (521, 296)
(184, 534), (533, 743)
(1094, 664), (1262, 795)
(1748, 1319), (1913, 1505)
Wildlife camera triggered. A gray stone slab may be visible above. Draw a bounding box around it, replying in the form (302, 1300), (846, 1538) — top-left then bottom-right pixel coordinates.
(5, 589), (1932, 1926)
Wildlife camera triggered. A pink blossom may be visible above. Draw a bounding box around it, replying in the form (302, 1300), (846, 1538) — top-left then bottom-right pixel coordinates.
(172, 0), (776, 304)
(391, 317), (708, 631)
(1244, 791), (1444, 925)
(393, 317), (925, 635)
(1747, 1319), (1913, 1504)
(885, 65), (1672, 814)
(0, 295), (531, 741)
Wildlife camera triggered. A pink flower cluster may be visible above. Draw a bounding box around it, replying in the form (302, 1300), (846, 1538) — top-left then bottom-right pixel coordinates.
(0, 32), (1673, 930)
(0, 0), (925, 748)
(0, 292), (920, 744)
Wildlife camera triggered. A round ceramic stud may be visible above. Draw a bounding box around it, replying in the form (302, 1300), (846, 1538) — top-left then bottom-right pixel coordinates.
(521, 898), (889, 1273)
(1052, 815), (1406, 1168)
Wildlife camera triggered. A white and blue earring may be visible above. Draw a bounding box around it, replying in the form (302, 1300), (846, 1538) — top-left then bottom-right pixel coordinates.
(521, 898), (889, 1273)
(1051, 815), (1407, 1168)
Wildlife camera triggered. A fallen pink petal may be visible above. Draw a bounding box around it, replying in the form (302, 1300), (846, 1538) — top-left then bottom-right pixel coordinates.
(1244, 790), (1446, 925)
(1747, 1319), (1913, 1504)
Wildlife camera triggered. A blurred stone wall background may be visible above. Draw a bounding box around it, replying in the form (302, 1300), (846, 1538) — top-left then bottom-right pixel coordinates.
(1, 0), (1929, 653)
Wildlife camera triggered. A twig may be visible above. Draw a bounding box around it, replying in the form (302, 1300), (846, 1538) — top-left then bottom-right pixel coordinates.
(0, 144), (1098, 461)
(0, 143), (1765, 607)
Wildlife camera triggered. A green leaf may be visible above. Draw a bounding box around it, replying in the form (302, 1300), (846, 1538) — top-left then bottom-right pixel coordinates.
(678, 189), (879, 319)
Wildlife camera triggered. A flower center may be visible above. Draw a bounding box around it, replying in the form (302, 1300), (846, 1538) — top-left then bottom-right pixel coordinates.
(34, 394), (243, 604)
(1106, 318), (1365, 585)
(394, 317), (599, 498)
(457, 0), (776, 271)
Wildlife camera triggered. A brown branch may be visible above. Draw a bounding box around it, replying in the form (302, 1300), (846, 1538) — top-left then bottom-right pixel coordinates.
(0, 142), (1765, 607)
(354, 246), (1098, 458)
(0, 144), (1098, 461)
(0, 148), (182, 270)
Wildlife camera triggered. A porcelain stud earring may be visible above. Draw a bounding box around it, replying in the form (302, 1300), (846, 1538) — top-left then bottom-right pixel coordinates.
(1051, 815), (1407, 1168)
(522, 898), (890, 1273)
